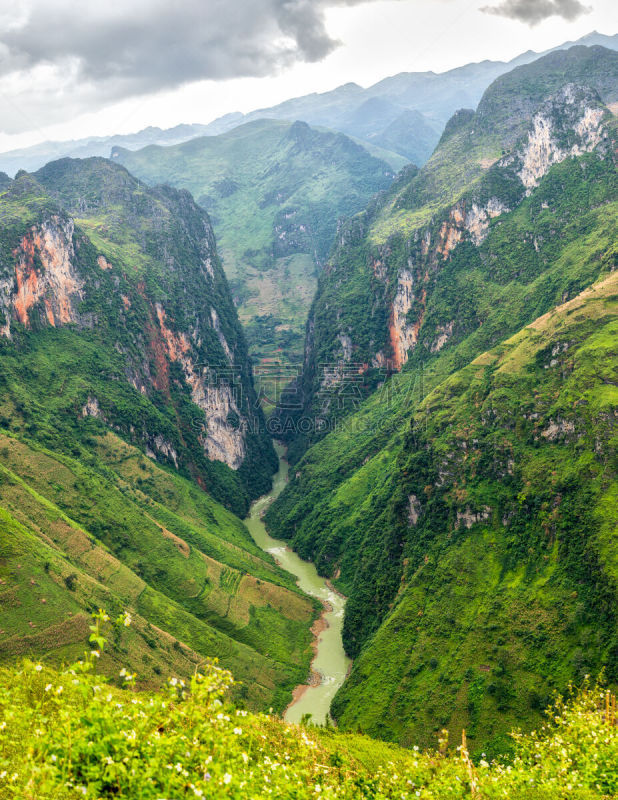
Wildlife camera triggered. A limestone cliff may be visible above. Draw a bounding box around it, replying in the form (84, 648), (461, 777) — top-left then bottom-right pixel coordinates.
(380, 83), (610, 371)
(1, 216), (83, 337)
(504, 84), (609, 191)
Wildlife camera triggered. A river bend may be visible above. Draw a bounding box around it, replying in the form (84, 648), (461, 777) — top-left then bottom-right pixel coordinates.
(244, 444), (351, 725)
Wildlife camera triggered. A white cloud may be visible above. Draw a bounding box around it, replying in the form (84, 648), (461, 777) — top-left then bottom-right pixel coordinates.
(0, 0), (402, 133)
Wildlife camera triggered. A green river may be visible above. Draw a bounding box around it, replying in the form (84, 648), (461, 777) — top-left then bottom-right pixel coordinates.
(244, 444), (351, 725)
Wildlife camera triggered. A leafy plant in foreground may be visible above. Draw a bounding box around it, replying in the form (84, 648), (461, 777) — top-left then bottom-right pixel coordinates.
(1, 611), (618, 798)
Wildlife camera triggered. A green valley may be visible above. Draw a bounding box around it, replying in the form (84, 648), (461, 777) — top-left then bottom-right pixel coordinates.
(272, 45), (618, 459)
(113, 119), (400, 403)
(266, 45), (618, 750)
(0, 14), (617, 796)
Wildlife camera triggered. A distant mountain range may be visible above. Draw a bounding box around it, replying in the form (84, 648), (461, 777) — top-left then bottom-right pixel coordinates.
(209, 30), (618, 162)
(0, 31), (615, 176)
(0, 124), (215, 177)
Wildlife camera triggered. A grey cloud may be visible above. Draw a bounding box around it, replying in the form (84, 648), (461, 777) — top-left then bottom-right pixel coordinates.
(277, 0), (339, 61)
(481, 0), (592, 26)
(0, 0), (398, 134)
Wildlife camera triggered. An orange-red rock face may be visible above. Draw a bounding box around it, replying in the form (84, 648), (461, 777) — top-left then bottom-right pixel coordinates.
(14, 248), (40, 326)
(388, 270), (417, 371)
(4, 218), (83, 335)
(153, 302), (245, 469)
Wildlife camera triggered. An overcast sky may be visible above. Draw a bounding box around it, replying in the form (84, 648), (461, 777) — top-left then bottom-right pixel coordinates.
(0, 0), (615, 151)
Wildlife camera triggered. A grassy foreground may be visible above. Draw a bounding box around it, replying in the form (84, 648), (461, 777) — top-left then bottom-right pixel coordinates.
(1, 613), (617, 799)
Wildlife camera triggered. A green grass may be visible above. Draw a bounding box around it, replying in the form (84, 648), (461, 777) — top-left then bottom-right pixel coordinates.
(0, 427), (317, 711)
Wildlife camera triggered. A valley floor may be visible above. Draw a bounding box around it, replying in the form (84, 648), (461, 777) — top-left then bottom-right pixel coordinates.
(244, 444), (351, 725)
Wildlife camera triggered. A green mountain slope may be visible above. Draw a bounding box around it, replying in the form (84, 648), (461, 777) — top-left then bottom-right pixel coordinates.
(113, 120), (397, 398)
(268, 263), (618, 751)
(267, 149), (618, 641)
(274, 45), (618, 460)
(265, 46), (618, 747)
(371, 108), (441, 165)
(333, 271), (618, 752)
(2, 158), (276, 511)
(0, 159), (316, 711)
(0, 430), (316, 711)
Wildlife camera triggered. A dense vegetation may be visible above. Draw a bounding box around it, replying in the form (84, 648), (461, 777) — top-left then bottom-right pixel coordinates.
(1, 158), (277, 510)
(113, 120), (399, 394)
(1, 617), (617, 799)
(267, 267), (618, 746)
(0, 425), (317, 711)
(266, 45), (618, 748)
(1, 36), (617, 786)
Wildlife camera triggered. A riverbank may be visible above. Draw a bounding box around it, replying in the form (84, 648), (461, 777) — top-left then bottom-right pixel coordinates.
(286, 615), (329, 712)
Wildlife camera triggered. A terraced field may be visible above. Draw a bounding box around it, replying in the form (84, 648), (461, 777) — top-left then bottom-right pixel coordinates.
(0, 428), (317, 712)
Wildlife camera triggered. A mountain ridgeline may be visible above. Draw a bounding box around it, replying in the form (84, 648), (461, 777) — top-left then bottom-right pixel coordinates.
(183, 30), (618, 165)
(0, 158), (318, 712)
(0, 31), (616, 181)
(266, 44), (618, 751)
(1, 157), (276, 509)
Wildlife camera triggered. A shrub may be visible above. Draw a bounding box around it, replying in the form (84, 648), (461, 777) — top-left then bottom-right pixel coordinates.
(63, 573), (78, 591)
